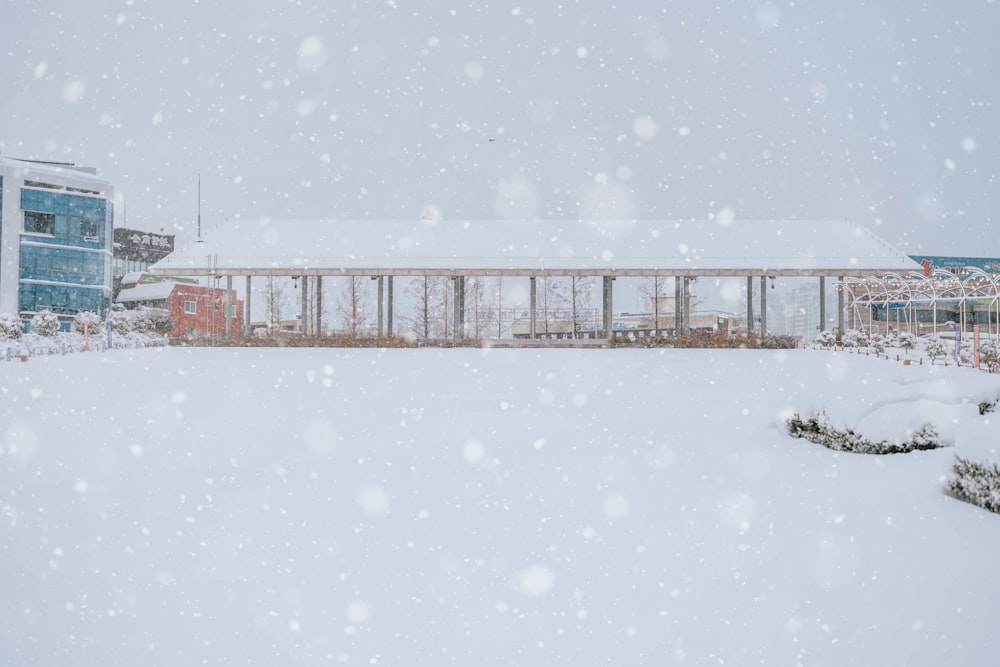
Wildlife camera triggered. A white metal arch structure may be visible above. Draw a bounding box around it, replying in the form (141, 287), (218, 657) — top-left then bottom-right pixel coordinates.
(842, 267), (1000, 340)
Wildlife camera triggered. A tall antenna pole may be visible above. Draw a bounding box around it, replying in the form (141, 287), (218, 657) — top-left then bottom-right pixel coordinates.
(197, 173), (202, 240)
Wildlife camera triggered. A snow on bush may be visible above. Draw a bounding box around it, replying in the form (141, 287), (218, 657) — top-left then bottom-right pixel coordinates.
(841, 329), (868, 348)
(73, 310), (103, 333)
(896, 331), (917, 352)
(815, 330), (836, 348)
(869, 332), (887, 354)
(108, 306), (173, 336)
(786, 411), (943, 454)
(979, 340), (1000, 373)
(30, 310), (60, 337)
(924, 336), (948, 361)
(948, 456), (1000, 514)
(0, 313), (23, 340)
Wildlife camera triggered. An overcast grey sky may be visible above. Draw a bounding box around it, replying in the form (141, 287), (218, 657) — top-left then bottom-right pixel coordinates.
(1, 0), (996, 255)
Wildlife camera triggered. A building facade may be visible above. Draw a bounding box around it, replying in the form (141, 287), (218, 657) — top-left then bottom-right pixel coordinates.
(116, 274), (244, 339)
(0, 156), (116, 328)
(112, 228), (174, 299)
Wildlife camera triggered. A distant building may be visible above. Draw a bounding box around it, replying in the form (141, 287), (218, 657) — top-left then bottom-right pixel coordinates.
(112, 227), (175, 299)
(116, 273), (243, 339)
(0, 156), (116, 328)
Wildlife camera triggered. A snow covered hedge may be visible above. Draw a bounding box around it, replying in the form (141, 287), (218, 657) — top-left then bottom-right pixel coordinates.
(30, 310), (60, 336)
(948, 456), (1000, 514)
(73, 310), (103, 333)
(786, 411), (943, 454)
(0, 313), (23, 340)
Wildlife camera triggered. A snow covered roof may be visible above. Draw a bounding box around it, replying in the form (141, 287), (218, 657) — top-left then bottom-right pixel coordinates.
(0, 155), (110, 189)
(149, 219), (920, 278)
(115, 281), (177, 303)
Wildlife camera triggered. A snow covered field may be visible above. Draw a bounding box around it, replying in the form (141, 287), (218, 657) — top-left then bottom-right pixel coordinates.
(3, 346), (1000, 666)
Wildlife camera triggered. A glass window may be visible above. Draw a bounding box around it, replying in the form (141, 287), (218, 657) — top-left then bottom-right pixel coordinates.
(24, 211), (55, 235)
(184, 300), (197, 314)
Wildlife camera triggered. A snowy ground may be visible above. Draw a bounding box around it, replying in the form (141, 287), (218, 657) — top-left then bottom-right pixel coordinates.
(2, 346), (1000, 666)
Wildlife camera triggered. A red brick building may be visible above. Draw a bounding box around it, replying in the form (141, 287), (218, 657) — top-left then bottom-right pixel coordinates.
(116, 274), (244, 338)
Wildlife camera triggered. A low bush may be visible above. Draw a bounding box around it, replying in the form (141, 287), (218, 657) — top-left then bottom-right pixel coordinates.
(947, 456), (1000, 514)
(841, 329), (868, 348)
(786, 411), (943, 454)
(30, 310), (61, 337)
(73, 310), (103, 333)
(979, 340), (1000, 373)
(0, 313), (23, 340)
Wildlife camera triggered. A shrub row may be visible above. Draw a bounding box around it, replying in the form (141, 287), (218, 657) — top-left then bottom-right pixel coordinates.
(786, 411), (943, 454)
(610, 332), (798, 349)
(948, 456), (1000, 514)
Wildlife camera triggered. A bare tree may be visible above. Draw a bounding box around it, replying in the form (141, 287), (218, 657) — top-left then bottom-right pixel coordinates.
(262, 276), (290, 330)
(336, 276), (372, 336)
(639, 276), (669, 334)
(466, 276), (492, 339)
(536, 276), (567, 335)
(405, 276), (436, 340)
(568, 276), (595, 338)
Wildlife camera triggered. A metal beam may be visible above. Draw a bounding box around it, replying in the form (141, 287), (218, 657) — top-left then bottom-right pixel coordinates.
(147, 265), (908, 280)
(747, 276), (753, 336)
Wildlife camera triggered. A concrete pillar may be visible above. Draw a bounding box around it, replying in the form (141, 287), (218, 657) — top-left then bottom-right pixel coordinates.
(225, 275), (232, 336)
(530, 276), (537, 339)
(603, 275), (614, 339)
(453, 276), (465, 340)
(301, 276), (309, 335)
(377, 276), (384, 336)
(244, 276), (251, 336)
(674, 278), (682, 334)
(315, 276), (323, 335)
(760, 276), (767, 336)
(387, 276), (394, 336)
(837, 275), (845, 333)
(747, 276), (754, 336)
(819, 276), (826, 332)
(682, 277), (690, 331)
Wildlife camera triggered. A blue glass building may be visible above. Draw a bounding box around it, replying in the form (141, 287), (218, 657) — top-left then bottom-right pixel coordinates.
(0, 157), (115, 329)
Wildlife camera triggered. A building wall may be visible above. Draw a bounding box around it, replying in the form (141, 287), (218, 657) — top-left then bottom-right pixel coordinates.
(0, 159), (115, 325)
(167, 284), (244, 337)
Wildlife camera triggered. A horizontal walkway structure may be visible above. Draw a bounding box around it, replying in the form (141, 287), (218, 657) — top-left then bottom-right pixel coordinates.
(148, 219), (921, 340)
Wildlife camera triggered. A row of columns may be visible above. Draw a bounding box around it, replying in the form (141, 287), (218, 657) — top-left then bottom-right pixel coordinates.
(221, 274), (844, 340)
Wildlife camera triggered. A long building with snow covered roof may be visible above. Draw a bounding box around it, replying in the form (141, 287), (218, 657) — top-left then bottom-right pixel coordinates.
(149, 218), (921, 339)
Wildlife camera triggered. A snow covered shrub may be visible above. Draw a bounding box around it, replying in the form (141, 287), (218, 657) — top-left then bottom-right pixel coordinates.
(30, 310), (60, 336)
(786, 411), (943, 454)
(841, 329), (868, 348)
(0, 312), (23, 339)
(960, 341), (974, 366)
(978, 340), (1000, 373)
(73, 310), (103, 333)
(143, 306), (173, 334)
(897, 332), (917, 352)
(947, 456), (1000, 514)
(815, 330), (836, 348)
(924, 336), (948, 362)
(870, 332), (886, 355)
(109, 309), (134, 335)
